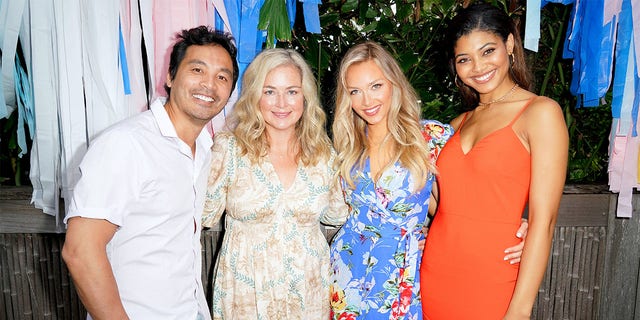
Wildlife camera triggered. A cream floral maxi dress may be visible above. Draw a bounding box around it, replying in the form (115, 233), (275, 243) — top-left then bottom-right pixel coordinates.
(202, 132), (349, 319)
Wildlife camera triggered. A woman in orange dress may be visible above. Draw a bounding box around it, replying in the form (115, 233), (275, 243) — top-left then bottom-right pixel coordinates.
(420, 3), (568, 319)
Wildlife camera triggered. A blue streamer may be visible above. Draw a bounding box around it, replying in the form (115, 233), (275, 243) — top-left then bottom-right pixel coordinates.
(633, 72), (639, 137)
(118, 18), (131, 95)
(235, 0), (266, 93)
(542, 0), (575, 6)
(286, 0), (296, 29)
(611, 0), (632, 119)
(301, 0), (321, 34)
(14, 58), (35, 157)
(562, 0), (616, 107)
(224, 0), (240, 36)
(0, 79), (7, 119)
(215, 9), (225, 32)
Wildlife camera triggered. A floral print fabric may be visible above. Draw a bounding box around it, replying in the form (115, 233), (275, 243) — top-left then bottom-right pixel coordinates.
(329, 120), (453, 320)
(202, 132), (349, 320)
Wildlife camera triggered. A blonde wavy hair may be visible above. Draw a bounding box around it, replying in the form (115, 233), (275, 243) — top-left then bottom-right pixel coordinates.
(332, 41), (435, 192)
(227, 48), (331, 165)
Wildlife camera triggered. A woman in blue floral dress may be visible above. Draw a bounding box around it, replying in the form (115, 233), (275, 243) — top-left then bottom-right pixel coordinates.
(328, 41), (453, 320)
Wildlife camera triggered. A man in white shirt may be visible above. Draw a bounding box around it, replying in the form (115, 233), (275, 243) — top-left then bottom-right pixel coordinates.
(62, 26), (239, 320)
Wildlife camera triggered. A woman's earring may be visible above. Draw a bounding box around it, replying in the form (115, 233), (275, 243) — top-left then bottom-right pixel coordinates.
(454, 74), (462, 88)
(509, 52), (514, 67)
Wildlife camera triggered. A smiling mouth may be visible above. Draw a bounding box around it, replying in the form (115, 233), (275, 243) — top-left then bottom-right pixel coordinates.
(272, 111), (290, 118)
(362, 105), (381, 116)
(193, 94), (215, 103)
(473, 70), (495, 82)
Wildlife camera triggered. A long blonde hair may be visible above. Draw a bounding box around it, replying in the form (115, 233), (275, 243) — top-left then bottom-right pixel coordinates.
(332, 41), (435, 192)
(227, 48), (331, 165)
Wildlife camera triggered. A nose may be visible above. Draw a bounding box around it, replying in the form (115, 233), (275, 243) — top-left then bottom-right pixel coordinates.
(472, 59), (485, 73)
(362, 91), (371, 106)
(275, 93), (286, 108)
(200, 75), (216, 91)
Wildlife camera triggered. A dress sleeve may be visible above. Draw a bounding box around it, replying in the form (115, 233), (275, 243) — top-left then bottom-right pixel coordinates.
(202, 132), (234, 227)
(320, 149), (350, 226)
(420, 119), (454, 161)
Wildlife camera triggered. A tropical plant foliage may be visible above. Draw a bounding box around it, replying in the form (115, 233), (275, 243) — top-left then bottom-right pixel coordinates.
(285, 0), (610, 183)
(0, 0), (611, 185)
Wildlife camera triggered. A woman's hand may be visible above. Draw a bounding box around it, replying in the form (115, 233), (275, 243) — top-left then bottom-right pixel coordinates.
(418, 225), (429, 250)
(503, 219), (529, 264)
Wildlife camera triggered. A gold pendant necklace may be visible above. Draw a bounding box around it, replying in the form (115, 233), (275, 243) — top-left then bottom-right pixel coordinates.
(478, 83), (519, 108)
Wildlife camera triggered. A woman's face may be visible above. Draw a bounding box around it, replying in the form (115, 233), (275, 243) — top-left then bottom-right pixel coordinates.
(453, 30), (514, 94)
(259, 64), (304, 134)
(345, 60), (393, 130)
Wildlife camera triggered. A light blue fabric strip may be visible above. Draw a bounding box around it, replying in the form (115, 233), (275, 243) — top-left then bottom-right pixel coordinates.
(13, 48), (35, 158)
(609, 118), (619, 154)
(1, 0), (9, 118)
(118, 18), (131, 95)
(13, 61), (26, 157)
(1, 0), (27, 118)
(524, 0), (541, 52)
(0, 73), (6, 118)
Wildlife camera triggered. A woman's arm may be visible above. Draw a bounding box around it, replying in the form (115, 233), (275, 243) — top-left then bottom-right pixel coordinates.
(504, 97), (568, 319)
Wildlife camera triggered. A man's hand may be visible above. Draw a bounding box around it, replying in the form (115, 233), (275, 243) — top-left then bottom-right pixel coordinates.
(503, 220), (529, 264)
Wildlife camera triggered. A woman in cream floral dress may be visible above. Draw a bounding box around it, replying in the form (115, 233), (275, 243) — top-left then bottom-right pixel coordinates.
(202, 49), (348, 319)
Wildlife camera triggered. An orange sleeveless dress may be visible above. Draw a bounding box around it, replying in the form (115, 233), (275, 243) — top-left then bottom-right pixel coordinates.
(420, 100), (533, 319)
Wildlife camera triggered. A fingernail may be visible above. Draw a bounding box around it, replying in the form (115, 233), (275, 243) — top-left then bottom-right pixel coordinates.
(516, 232), (522, 238)
(504, 256), (508, 260)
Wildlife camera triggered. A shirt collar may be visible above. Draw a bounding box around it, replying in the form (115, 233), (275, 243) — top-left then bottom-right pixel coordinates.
(150, 97), (178, 138)
(150, 97), (213, 149)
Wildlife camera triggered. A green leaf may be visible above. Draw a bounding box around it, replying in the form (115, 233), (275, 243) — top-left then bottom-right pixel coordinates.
(341, 0), (359, 13)
(375, 17), (394, 34)
(259, 0), (292, 48)
(361, 21), (379, 33)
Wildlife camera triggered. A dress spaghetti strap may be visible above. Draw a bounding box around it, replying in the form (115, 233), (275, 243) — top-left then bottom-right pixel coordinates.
(507, 97), (536, 127)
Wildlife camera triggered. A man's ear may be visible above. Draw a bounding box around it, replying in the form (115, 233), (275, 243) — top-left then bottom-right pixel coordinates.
(166, 72), (172, 89)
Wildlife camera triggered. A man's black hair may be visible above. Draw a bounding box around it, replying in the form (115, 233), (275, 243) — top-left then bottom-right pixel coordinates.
(164, 26), (239, 97)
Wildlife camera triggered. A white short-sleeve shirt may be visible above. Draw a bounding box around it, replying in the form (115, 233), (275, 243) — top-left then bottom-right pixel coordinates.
(66, 98), (212, 320)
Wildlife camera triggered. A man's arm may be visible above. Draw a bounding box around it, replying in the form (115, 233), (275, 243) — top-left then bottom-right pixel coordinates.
(62, 217), (129, 320)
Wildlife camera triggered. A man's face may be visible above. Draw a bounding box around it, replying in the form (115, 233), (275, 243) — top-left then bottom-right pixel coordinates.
(165, 44), (234, 127)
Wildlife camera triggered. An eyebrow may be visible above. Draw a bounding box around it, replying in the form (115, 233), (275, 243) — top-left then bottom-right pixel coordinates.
(186, 59), (233, 76)
(347, 78), (384, 88)
(455, 42), (498, 59)
(263, 85), (302, 90)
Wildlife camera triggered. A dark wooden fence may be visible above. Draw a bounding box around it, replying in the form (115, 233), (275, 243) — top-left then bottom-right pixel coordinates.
(1, 186), (638, 319)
